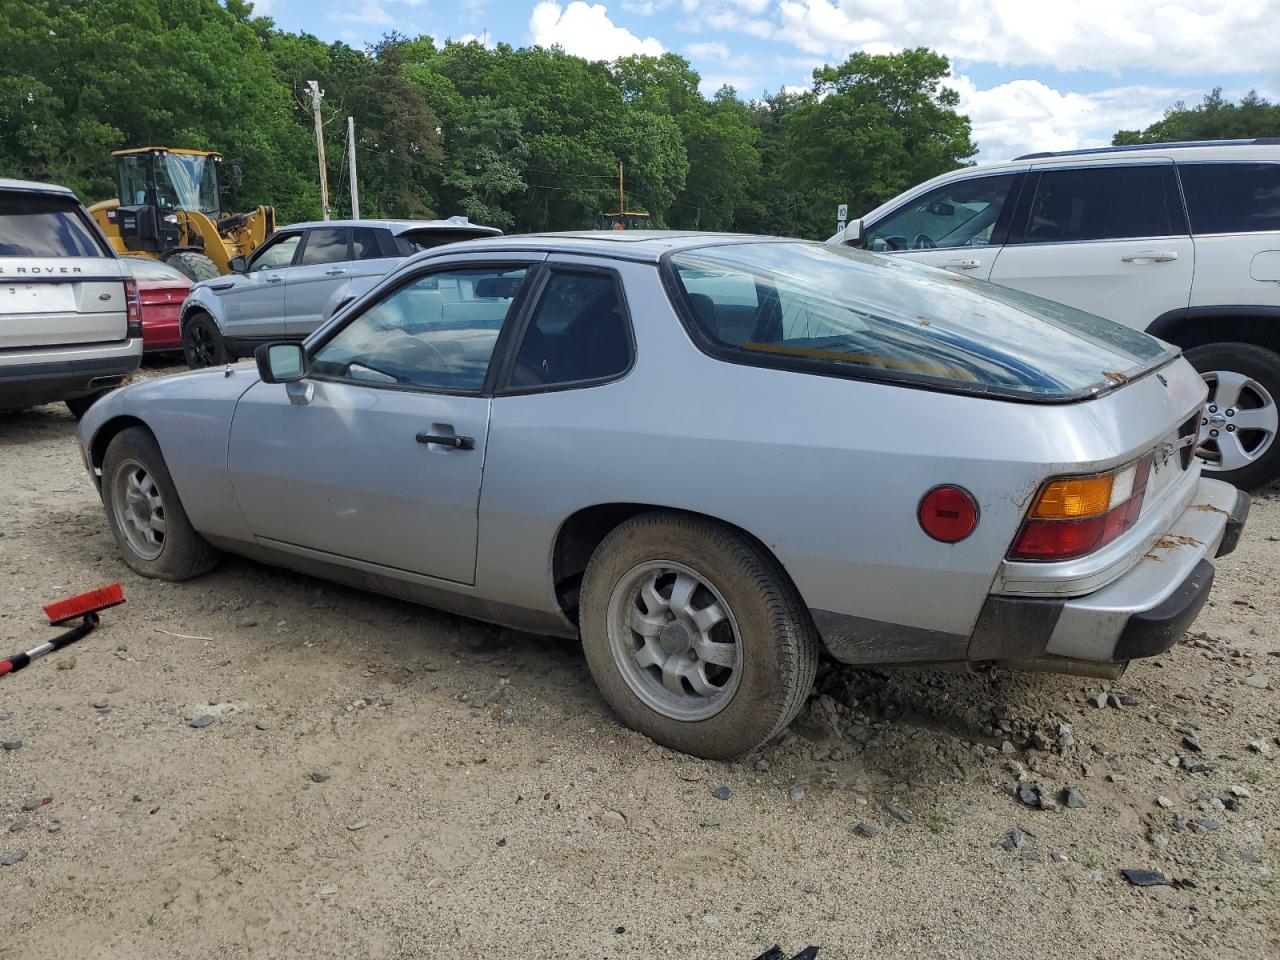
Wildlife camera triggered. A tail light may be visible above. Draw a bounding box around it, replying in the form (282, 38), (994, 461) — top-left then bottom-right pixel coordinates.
(1010, 454), (1154, 561)
(124, 277), (143, 338)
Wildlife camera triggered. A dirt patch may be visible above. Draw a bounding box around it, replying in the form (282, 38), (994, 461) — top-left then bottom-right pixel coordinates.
(1, 374), (1277, 959)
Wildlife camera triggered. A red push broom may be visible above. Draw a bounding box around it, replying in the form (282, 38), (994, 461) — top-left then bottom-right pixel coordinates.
(0, 584), (125, 677)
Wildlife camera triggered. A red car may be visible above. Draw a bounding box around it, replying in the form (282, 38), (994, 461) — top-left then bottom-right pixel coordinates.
(124, 257), (193, 353)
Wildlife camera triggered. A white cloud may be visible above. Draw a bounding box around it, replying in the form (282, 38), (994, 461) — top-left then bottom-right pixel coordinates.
(457, 32), (497, 49)
(621, 0), (675, 13)
(530, 2), (664, 60)
(765, 0), (1278, 75)
(686, 40), (731, 60)
(333, 2), (397, 26)
(949, 74), (1192, 161)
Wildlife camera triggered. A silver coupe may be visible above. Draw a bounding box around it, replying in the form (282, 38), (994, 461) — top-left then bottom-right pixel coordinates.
(76, 232), (1249, 759)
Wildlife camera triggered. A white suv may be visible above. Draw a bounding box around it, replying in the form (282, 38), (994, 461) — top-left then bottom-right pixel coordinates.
(830, 139), (1280, 489)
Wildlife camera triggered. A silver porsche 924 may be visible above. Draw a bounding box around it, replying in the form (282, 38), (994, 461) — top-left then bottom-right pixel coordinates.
(76, 232), (1249, 759)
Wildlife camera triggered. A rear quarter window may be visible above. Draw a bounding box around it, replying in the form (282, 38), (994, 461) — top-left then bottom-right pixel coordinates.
(667, 241), (1173, 400)
(0, 192), (106, 257)
(1178, 162), (1280, 235)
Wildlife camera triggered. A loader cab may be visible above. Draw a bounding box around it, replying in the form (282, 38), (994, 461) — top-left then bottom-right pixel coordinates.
(112, 148), (223, 253)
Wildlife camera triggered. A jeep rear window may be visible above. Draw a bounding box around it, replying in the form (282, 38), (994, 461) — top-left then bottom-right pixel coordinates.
(1178, 162), (1280, 235)
(0, 193), (106, 258)
(667, 241), (1174, 400)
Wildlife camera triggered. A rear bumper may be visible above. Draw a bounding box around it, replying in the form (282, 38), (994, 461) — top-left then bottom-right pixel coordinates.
(815, 478), (1248, 672)
(0, 339), (142, 406)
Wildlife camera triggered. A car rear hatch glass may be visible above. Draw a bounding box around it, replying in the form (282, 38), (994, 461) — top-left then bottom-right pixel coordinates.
(397, 227), (502, 255)
(666, 241), (1176, 402)
(0, 191), (127, 349)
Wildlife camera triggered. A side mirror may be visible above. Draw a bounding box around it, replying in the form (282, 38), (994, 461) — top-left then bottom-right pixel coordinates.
(255, 342), (306, 384)
(230, 163), (244, 187)
(843, 218), (863, 244)
(228, 255), (247, 273)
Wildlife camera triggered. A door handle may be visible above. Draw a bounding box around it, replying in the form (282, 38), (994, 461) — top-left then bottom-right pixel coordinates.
(209, 281), (234, 291)
(265, 275), (284, 283)
(945, 258), (982, 270)
(324, 268), (347, 276)
(1121, 250), (1179, 263)
(416, 432), (474, 450)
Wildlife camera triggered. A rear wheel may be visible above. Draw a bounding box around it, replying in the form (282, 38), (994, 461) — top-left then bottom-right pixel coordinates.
(164, 251), (220, 283)
(101, 427), (218, 581)
(1186, 342), (1280, 489)
(183, 312), (229, 369)
(579, 511), (819, 759)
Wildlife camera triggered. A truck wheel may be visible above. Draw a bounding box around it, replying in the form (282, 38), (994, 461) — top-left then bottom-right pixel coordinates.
(164, 251), (220, 282)
(183, 312), (229, 369)
(1186, 342), (1280, 490)
(579, 511), (819, 759)
(101, 426), (218, 581)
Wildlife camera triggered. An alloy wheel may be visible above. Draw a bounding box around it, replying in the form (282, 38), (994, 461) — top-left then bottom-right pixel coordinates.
(110, 459), (167, 561)
(1197, 369), (1279, 474)
(606, 560), (744, 721)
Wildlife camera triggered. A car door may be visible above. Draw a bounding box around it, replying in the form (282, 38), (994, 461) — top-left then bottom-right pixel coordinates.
(226, 253), (543, 584)
(986, 161), (1194, 330)
(283, 226), (351, 338)
(858, 170), (1026, 279)
(211, 231), (301, 338)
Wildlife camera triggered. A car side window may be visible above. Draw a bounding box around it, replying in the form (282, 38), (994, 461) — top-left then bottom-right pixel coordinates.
(299, 228), (350, 266)
(249, 234), (301, 272)
(864, 174), (1018, 252)
(309, 265), (529, 392)
(352, 227), (385, 260)
(1178, 162), (1280, 235)
(1015, 165), (1184, 243)
(508, 270), (632, 388)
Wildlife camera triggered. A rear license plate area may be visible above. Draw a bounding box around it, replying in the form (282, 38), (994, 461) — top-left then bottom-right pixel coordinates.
(0, 282), (75, 314)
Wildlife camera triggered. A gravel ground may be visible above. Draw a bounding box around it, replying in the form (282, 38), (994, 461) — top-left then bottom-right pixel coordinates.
(1, 369), (1277, 959)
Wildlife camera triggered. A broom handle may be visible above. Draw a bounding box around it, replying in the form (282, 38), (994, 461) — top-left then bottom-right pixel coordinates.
(0, 614), (100, 676)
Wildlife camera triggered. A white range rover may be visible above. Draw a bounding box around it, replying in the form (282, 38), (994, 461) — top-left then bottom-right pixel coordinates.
(0, 178), (142, 417)
(830, 138), (1280, 489)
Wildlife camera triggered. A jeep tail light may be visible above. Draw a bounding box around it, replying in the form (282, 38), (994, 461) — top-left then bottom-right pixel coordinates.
(124, 277), (143, 338)
(918, 485), (979, 543)
(1010, 454), (1153, 561)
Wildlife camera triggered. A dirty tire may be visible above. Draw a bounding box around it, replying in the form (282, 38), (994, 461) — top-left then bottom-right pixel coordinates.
(182, 311), (229, 368)
(579, 511), (819, 760)
(1185, 341), (1280, 490)
(101, 426), (218, 581)
(164, 250), (220, 283)
(65, 391), (104, 420)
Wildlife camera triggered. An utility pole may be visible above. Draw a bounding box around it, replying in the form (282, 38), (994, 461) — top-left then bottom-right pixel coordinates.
(347, 116), (360, 220)
(306, 80), (330, 221)
(617, 161), (625, 213)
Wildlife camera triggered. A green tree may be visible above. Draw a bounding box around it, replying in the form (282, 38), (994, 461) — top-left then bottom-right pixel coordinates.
(778, 48), (976, 238)
(441, 98), (528, 229)
(1114, 88), (1280, 144)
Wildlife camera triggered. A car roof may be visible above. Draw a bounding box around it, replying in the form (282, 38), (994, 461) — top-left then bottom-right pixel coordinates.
(280, 217), (503, 236)
(0, 177), (78, 198)
(408, 231), (798, 264)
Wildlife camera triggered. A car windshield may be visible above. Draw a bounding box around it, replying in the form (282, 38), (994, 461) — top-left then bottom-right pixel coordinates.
(0, 192), (105, 257)
(667, 241), (1175, 400)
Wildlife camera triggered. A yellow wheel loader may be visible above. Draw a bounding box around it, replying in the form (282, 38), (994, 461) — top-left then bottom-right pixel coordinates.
(88, 148), (275, 281)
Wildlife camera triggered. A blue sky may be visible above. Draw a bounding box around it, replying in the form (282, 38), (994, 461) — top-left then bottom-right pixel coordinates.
(254, 0), (1279, 161)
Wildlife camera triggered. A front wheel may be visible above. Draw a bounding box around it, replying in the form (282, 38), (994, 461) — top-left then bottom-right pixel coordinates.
(1185, 342), (1280, 490)
(579, 511), (819, 759)
(101, 426), (219, 581)
(183, 312), (229, 369)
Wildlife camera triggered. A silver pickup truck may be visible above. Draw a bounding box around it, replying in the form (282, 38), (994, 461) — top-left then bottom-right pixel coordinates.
(0, 178), (142, 417)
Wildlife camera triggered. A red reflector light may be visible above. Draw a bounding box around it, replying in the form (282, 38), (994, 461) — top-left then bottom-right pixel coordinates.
(918, 485), (979, 543)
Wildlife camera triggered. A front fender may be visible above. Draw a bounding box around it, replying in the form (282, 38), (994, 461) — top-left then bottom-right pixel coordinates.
(180, 282), (230, 335)
(78, 365), (261, 544)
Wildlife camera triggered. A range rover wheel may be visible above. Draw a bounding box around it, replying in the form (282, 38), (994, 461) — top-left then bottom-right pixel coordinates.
(1186, 342), (1280, 490)
(183, 312), (229, 369)
(579, 511), (818, 759)
(101, 426), (218, 581)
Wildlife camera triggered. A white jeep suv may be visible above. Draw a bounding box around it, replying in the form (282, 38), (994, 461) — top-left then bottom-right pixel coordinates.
(829, 139), (1280, 489)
